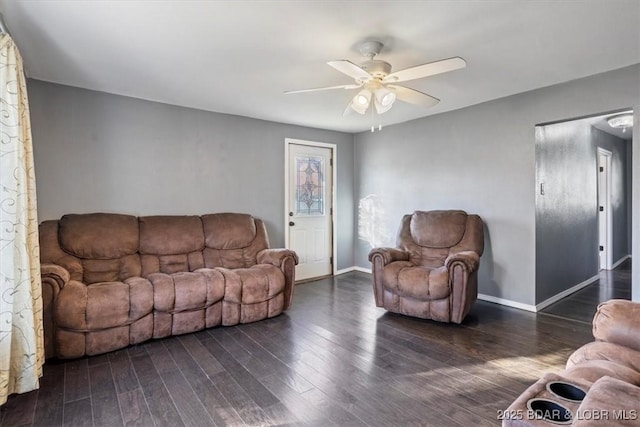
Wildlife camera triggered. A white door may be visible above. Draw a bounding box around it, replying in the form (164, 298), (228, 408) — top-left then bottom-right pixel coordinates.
(286, 142), (333, 281)
(597, 148), (613, 270)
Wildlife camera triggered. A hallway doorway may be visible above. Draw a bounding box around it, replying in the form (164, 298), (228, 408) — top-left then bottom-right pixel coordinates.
(534, 109), (633, 306)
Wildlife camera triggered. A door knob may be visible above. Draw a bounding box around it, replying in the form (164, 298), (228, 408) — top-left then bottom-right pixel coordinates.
(289, 221), (295, 226)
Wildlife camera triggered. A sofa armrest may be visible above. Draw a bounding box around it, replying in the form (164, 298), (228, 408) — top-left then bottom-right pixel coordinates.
(257, 248), (299, 268)
(444, 250), (480, 272)
(40, 263), (72, 359)
(368, 247), (410, 266)
(257, 249), (298, 311)
(593, 299), (640, 352)
(41, 263), (71, 290)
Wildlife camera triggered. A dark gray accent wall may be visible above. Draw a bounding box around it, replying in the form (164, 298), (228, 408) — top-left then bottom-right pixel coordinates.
(354, 64), (640, 307)
(27, 79), (355, 270)
(535, 122), (629, 303)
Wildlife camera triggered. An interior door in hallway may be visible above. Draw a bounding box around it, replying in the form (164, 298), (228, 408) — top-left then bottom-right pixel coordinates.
(597, 147), (613, 270)
(286, 142), (333, 281)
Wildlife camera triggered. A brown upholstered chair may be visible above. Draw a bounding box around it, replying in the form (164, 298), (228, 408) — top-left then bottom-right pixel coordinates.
(368, 210), (484, 324)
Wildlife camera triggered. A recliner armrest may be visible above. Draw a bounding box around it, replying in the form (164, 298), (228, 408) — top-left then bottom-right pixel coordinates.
(444, 250), (480, 272)
(593, 299), (640, 352)
(368, 247), (410, 266)
(41, 263), (72, 359)
(257, 248), (299, 268)
(41, 263), (71, 290)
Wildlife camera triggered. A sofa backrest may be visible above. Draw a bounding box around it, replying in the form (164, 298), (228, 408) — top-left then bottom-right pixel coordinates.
(39, 212), (271, 284)
(57, 213), (141, 283)
(397, 210), (484, 268)
(139, 215), (206, 276)
(202, 213), (270, 269)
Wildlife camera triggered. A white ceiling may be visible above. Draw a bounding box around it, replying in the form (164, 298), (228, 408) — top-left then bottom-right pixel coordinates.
(1, 1), (639, 133)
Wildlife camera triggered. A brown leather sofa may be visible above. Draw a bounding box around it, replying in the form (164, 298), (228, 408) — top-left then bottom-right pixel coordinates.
(503, 299), (640, 426)
(368, 210), (484, 324)
(39, 212), (298, 359)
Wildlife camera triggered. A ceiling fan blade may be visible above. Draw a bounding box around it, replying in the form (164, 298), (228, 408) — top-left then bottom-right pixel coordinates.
(327, 60), (372, 81)
(383, 57), (466, 83)
(342, 102), (355, 116)
(388, 85), (440, 109)
(284, 83), (361, 94)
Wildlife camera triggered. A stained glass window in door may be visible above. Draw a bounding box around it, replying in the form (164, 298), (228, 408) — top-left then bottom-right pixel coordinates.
(295, 155), (324, 215)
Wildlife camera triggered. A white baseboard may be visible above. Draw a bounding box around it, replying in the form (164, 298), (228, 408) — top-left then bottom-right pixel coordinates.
(612, 254), (631, 269)
(335, 267), (356, 275)
(336, 266), (373, 275)
(533, 254), (631, 310)
(477, 294), (537, 312)
(535, 274), (599, 311)
(353, 266), (372, 274)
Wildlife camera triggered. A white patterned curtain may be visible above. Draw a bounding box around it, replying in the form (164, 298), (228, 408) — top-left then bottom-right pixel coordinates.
(0, 33), (44, 405)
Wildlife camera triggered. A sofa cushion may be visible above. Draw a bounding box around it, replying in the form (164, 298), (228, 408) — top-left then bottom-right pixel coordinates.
(563, 359), (640, 386)
(202, 213), (271, 268)
(567, 341), (640, 374)
(219, 265), (286, 325)
(410, 210), (467, 248)
(54, 278), (153, 330)
(139, 216), (206, 275)
(381, 261), (450, 301)
(202, 213), (257, 249)
(574, 376), (640, 426)
(147, 270), (225, 337)
(59, 213), (139, 259)
(593, 299), (640, 352)
(139, 215), (205, 255)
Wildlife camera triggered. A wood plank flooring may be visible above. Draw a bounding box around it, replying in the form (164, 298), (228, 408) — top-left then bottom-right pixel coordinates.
(540, 258), (632, 323)
(1, 272), (598, 426)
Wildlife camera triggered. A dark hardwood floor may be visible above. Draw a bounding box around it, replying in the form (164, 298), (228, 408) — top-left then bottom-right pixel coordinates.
(1, 272), (601, 427)
(540, 258), (632, 323)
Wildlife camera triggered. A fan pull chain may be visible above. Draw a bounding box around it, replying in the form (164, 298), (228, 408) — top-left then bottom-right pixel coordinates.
(370, 103), (382, 132)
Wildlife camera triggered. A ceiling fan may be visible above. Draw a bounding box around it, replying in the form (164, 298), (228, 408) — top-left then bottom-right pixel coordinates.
(285, 41), (466, 116)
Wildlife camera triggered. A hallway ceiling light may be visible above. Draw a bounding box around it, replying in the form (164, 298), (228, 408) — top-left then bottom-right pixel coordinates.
(607, 113), (633, 133)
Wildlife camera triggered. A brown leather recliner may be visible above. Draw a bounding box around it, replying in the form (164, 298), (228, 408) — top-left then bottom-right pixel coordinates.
(368, 210), (484, 324)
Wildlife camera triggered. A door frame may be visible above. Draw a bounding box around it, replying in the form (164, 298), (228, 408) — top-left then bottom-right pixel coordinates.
(597, 147), (613, 270)
(284, 138), (337, 276)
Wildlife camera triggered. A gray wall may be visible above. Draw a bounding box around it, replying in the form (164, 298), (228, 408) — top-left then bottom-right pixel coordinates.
(535, 122), (629, 303)
(27, 64), (640, 306)
(28, 80), (355, 270)
(354, 64), (640, 307)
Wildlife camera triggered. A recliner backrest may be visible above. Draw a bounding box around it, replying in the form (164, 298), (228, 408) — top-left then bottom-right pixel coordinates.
(397, 210), (484, 267)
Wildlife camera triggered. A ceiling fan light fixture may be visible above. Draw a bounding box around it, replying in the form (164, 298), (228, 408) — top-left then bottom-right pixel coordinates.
(350, 89), (372, 114)
(373, 87), (396, 114)
(288, 41), (466, 125)
(607, 113), (633, 132)
(380, 91), (396, 106)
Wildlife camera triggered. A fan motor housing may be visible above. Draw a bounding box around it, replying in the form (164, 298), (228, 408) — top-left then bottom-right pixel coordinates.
(360, 60), (392, 78)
